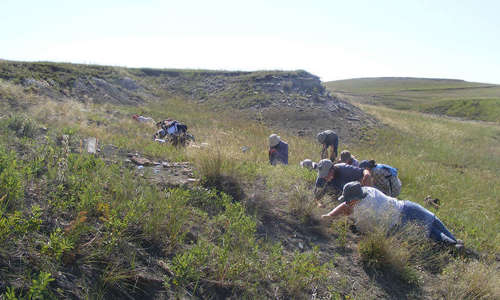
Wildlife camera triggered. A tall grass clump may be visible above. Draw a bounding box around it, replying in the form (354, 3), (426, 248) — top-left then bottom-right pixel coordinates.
(358, 224), (446, 285)
(194, 146), (245, 201)
(288, 183), (316, 224)
(436, 260), (500, 299)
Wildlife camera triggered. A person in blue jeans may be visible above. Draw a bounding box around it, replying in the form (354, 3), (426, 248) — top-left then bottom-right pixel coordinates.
(321, 181), (463, 248)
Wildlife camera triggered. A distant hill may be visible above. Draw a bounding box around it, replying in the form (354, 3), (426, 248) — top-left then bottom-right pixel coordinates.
(325, 77), (500, 122)
(0, 60), (378, 142)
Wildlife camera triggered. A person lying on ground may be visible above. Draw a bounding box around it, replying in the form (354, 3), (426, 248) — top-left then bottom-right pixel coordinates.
(314, 159), (371, 207)
(317, 130), (338, 161)
(321, 181), (463, 248)
(269, 134), (288, 165)
(359, 159), (402, 197)
(339, 150), (359, 167)
(300, 159), (317, 170)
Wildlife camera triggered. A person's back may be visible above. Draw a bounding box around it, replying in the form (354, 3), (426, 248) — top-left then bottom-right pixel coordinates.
(330, 163), (364, 190)
(353, 187), (404, 232)
(359, 160), (402, 197)
(269, 134), (288, 165)
(270, 141), (288, 165)
(317, 130), (339, 160)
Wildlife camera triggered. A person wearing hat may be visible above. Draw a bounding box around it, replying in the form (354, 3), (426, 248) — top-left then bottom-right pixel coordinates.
(339, 150), (359, 167)
(359, 159), (402, 197)
(317, 130), (339, 161)
(321, 181), (463, 248)
(300, 159), (317, 170)
(269, 134), (288, 165)
(314, 159), (371, 207)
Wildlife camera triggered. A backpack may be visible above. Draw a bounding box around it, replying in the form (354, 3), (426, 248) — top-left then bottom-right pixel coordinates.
(375, 164), (398, 177)
(373, 164), (401, 197)
(176, 123), (188, 133)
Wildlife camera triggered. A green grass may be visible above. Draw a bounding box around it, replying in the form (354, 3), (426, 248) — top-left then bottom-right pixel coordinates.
(325, 77), (500, 122)
(350, 105), (500, 252)
(325, 77), (491, 94)
(420, 98), (500, 121)
(1, 64), (499, 298)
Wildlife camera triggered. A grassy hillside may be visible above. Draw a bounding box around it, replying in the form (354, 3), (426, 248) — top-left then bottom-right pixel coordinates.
(325, 77), (500, 122)
(0, 60), (376, 143)
(0, 63), (499, 299)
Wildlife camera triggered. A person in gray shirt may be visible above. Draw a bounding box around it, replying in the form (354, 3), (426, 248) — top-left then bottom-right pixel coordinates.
(317, 130), (339, 161)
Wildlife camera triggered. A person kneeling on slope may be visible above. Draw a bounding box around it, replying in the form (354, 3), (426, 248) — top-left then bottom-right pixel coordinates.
(269, 134), (288, 166)
(339, 150), (359, 167)
(359, 159), (402, 197)
(321, 181), (463, 248)
(314, 159), (371, 207)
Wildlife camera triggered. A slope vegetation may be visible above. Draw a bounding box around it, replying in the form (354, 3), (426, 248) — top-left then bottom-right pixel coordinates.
(0, 61), (498, 299)
(325, 77), (500, 122)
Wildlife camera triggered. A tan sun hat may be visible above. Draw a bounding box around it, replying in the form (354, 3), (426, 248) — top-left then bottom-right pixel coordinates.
(269, 134), (281, 147)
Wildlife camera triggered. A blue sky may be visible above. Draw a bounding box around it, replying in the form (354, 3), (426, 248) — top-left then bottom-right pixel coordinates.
(1, 0), (499, 83)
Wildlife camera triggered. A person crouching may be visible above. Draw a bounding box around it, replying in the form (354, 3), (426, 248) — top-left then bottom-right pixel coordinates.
(269, 134), (288, 166)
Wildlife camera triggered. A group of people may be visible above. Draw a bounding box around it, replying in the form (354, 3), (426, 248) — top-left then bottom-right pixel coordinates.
(268, 130), (463, 249)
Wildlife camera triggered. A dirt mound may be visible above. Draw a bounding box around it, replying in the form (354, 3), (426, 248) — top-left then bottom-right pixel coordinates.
(139, 69), (379, 142)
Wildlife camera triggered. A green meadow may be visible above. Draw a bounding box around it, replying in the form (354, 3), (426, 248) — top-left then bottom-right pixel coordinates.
(325, 77), (500, 122)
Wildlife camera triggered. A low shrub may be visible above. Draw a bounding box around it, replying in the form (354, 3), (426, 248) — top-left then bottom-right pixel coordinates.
(3, 271), (55, 300)
(0, 147), (24, 210)
(7, 115), (38, 138)
(41, 227), (74, 261)
(188, 187), (229, 216)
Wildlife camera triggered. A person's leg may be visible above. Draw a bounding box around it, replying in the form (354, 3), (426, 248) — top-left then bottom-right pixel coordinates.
(321, 145), (328, 159)
(429, 217), (457, 244)
(400, 201), (435, 233)
(333, 136), (338, 160)
(329, 146), (336, 161)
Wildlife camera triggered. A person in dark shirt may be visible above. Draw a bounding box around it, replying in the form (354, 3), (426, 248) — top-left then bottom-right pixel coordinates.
(314, 159), (371, 207)
(317, 130), (339, 161)
(268, 134), (288, 165)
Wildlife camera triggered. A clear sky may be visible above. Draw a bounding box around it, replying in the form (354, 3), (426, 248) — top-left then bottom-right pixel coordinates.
(1, 0), (499, 83)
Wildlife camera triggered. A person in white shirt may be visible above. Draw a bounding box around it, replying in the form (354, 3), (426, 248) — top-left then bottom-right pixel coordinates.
(321, 181), (463, 248)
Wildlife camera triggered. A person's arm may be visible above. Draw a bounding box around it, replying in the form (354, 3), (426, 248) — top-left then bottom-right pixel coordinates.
(321, 202), (353, 219)
(361, 169), (373, 186)
(314, 186), (327, 201)
(320, 144), (328, 159)
(269, 149), (278, 165)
